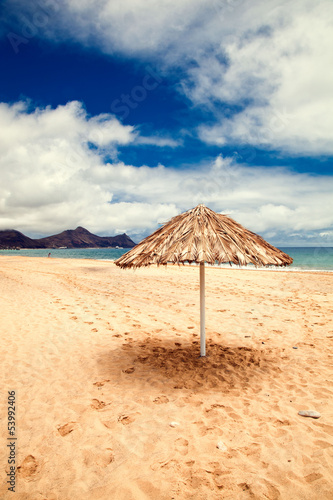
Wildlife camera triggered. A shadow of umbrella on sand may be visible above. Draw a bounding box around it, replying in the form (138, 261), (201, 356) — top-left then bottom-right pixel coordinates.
(115, 204), (293, 357)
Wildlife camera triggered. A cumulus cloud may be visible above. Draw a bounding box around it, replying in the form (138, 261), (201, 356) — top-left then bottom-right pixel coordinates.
(1, 2), (332, 244)
(3, 0), (332, 155)
(3, 0), (206, 56)
(0, 100), (332, 243)
(196, 2), (333, 154)
(0, 100), (178, 238)
(5, 0), (333, 155)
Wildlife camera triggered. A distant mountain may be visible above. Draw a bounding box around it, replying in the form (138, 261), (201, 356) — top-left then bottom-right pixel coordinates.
(0, 227), (136, 249)
(0, 230), (45, 249)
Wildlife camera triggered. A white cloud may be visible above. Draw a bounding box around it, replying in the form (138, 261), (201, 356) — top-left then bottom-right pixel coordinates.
(52, 0), (207, 56)
(87, 113), (137, 147)
(0, 100), (177, 237)
(4, 0), (206, 56)
(0, 100), (136, 153)
(5, 0), (332, 155)
(1, 2), (333, 243)
(196, 2), (333, 154)
(0, 100), (332, 244)
(134, 136), (181, 148)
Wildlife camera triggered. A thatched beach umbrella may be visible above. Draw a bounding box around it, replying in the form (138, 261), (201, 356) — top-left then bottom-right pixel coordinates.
(115, 204), (293, 356)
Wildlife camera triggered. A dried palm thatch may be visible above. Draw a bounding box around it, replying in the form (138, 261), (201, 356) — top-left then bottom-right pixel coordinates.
(115, 204), (293, 269)
(115, 204), (293, 357)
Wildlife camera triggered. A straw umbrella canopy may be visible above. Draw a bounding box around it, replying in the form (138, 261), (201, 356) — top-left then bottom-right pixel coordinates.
(115, 204), (293, 356)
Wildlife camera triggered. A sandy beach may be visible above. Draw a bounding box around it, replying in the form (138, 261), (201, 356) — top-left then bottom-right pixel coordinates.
(0, 256), (332, 499)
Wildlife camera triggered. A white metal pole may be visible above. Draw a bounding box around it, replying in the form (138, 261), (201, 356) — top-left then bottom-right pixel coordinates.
(200, 262), (206, 356)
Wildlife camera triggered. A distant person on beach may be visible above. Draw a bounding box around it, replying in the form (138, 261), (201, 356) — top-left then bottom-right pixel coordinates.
(48, 252), (51, 258)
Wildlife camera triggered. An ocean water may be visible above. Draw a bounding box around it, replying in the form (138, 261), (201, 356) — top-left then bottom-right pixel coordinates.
(280, 247), (333, 272)
(0, 246), (332, 271)
(0, 247), (127, 261)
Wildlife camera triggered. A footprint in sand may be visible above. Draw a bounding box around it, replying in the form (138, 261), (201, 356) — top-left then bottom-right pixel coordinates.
(57, 422), (78, 436)
(314, 440), (332, 449)
(305, 472), (323, 483)
(123, 366), (135, 374)
(150, 459), (178, 471)
(102, 420), (116, 430)
(153, 395), (169, 404)
(118, 413), (140, 425)
(193, 421), (208, 437)
(137, 355), (149, 363)
(83, 448), (114, 467)
(93, 379), (110, 387)
(17, 455), (38, 478)
(175, 437), (189, 456)
(91, 399), (108, 410)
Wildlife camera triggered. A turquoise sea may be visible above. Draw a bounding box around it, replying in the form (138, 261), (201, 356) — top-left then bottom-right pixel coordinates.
(0, 247), (332, 272)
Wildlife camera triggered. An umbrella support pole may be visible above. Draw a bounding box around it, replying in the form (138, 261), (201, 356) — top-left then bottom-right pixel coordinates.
(200, 262), (206, 357)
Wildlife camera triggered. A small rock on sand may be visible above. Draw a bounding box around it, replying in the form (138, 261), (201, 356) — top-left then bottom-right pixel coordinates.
(170, 422), (180, 427)
(216, 440), (228, 451)
(298, 410), (321, 419)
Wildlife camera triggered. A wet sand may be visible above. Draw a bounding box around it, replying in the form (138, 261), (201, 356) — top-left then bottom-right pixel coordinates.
(0, 256), (333, 499)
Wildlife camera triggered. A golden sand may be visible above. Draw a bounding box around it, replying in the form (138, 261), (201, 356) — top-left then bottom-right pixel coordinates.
(0, 256), (333, 499)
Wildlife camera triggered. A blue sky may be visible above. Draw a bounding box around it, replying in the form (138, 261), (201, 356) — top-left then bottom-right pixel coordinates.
(0, 0), (332, 245)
